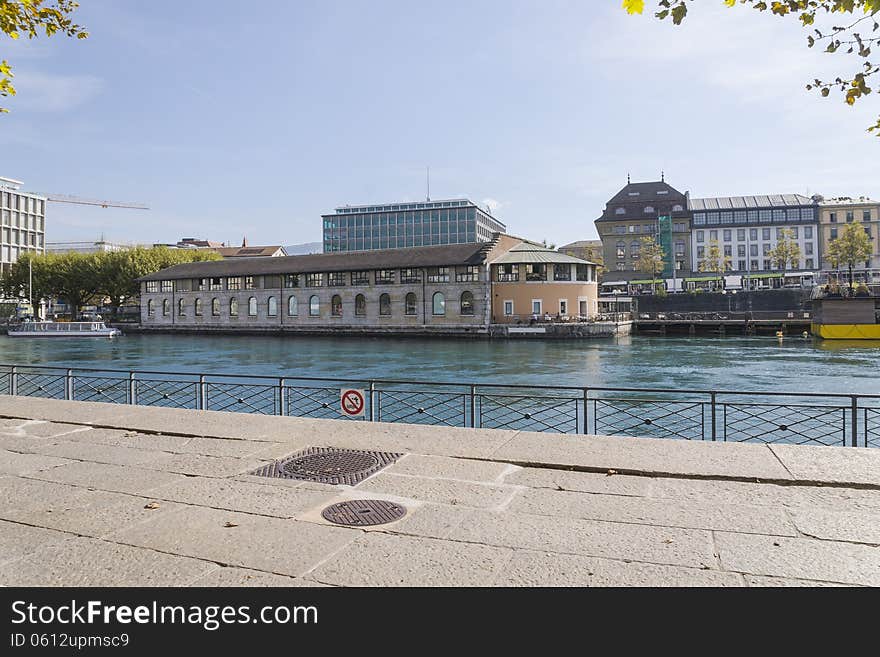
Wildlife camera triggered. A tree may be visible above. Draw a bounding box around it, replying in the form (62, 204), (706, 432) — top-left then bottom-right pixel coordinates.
(0, 1), (88, 113)
(698, 238), (731, 286)
(827, 222), (873, 287)
(634, 235), (665, 293)
(623, 1), (880, 136)
(768, 228), (803, 271)
(563, 244), (606, 278)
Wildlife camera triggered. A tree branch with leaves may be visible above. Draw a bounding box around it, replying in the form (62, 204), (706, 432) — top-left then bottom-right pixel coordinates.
(623, 0), (880, 136)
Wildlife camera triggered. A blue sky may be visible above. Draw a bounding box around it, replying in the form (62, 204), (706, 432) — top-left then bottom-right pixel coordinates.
(2, 0), (878, 247)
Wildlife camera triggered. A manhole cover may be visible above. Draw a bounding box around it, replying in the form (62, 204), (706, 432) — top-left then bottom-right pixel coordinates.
(321, 499), (406, 527)
(251, 447), (403, 485)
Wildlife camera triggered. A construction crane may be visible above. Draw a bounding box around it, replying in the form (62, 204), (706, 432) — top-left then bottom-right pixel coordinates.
(37, 192), (149, 210)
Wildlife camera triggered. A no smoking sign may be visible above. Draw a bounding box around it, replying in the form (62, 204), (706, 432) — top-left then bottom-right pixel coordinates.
(340, 388), (366, 417)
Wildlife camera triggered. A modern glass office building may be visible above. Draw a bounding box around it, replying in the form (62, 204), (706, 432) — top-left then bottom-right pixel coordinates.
(322, 199), (506, 253)
(1, 177), (47, 277)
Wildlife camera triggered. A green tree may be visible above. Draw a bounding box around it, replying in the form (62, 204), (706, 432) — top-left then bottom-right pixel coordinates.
(827, 222), (873, 287)
(698, 238), (731, 286)
(634, 235), (665, 293)
(624, 1), (880, 136)
(0, 251), (54, 312)
(1, 1), (88, 113)
(768, 228), (803, 271)
(563, 244), (605, 278)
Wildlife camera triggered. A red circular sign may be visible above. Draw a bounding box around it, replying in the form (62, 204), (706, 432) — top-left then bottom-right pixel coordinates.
(340, 389), (365, 416)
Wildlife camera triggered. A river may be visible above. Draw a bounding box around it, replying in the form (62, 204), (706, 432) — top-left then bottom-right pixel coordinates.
(1, 333), (878, 394)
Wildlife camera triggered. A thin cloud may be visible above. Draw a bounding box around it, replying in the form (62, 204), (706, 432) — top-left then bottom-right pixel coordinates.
(9, 71), (104, 112)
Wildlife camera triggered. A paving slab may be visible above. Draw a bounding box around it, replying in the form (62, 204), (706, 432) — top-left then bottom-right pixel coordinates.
(509, 487), (797, 536)
(18, 421), (91, 439)
(496, 550), (745, 587)
(770, 444), (880, 487)
(0, 476), (96, 514)
(190, 567), (330, 587)
(0, 536), (216, 586)
(0, 449), (73, 476)
(112, 505), (358, 578)
(355, 472), (516, 509)
(29, 461), (191, 495)
(503, 467), (654, 497)
(493, 432), (794, 481)
(715, 532), (880, 586)
(744, 575), (851, 587)
(63, 427), (192, 451)
(386, 453), (513, 482)
(150, 476), (337, 518)
(789, 508), (880, 545)
(0, 520), (73, 566)
(307, 533), (514, 586)
(448, 509), (718, 568)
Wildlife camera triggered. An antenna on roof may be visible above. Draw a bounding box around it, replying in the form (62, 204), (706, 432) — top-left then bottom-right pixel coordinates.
(627, 172), (631, 184)
(426, 166), (430, 202)
(661, 170), (665, 182)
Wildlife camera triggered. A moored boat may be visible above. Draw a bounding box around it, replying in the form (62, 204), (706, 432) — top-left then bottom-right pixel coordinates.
(6, 320), (121, 338)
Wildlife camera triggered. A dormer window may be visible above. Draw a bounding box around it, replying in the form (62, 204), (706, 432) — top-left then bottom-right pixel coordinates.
(615, 207), (625, 215)
(657, 190), (669, 195)
(627, 192), (640, 196)
(672, 204), (684, 212)
(644, 206), (654, 214)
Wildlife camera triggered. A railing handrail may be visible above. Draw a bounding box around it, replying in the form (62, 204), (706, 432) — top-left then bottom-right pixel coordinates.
(2, 362), (880, 400)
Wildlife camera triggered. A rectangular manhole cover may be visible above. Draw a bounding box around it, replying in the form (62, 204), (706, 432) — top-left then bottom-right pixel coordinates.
(252, 447), (403, 485)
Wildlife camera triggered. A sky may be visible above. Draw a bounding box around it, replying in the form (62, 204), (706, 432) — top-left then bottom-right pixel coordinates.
(1, 0), (878, 248)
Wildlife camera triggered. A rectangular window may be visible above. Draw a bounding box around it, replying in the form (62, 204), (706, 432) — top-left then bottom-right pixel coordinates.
(209, 277), (222, 291)
(531, 300), (542, 315)
(709, 230), (718, 241)
(328, 272), (347, 286)
(145, 281), (158, 293)
(400, 268), (421, 284)
(791, 227), (798, 239)
(456, 266), (480, 282)
(805, 242), (814, 255)
(763, 243), (771, 255)
(160, 281), (173, 293)
(723, 230), (731, 242)
(738, 260), (746, 271)
(427, 266), (449, 283)
(375, 269), (395, 284)
(863, 210), (872, 222)
(696, 231), (704, 243)
(197, 278), (208, 291)
(829, 212), (837, 223)
(576, 264), (589, 282)
(762, 228), (771, 241)
(750, 228), (758, 241)
(830, 228), (838, 239)
(846, 211), (854, 223)
(244, 276), (256, 289)
(804, 226), (812, 239)
(750, 260), (759, 271)
(496, 264), (519, 282)
(227, 277), (242, 290)
(306, 273), (324, 287)
(503, 300), (513, 316)
(806, 258), (814, 269)
(724, 245), (732, 257)
(351, 271), (370, 285)
(697, 246), (705, 258)
(553, 264), (571, 281)
(738, 245), (746, 257)
(175, 279), (191, 292)
(525, 264), (546, 281)
(750, 244), (758, 257)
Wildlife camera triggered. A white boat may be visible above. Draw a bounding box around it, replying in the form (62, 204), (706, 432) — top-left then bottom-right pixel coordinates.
(7, 320), (121, 338)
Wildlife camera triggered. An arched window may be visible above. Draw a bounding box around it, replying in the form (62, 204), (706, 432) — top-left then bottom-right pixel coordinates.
(194, 298), (203, 316)
(268, 296), (277, 317)
(309, 295), (320, 316)
(229, 297), (238, 316)
(162, 299), (170, 316)
(248, 297), (257, 316)
(460, 291), (474, 316)
(672, 204), (684, 212)
(211, 298), (220, 316)
(432, 292), (445, 316)
(287, 296), (298, 316)
(644, 206), (654, 214)
(355, 294), (366, 316)
(178, 298), (185, 316)
(616, 241), (625, 258)
(147, 299), (155, 316)
(379, 293), (391, 316)
(615, 207), (625, 215)
(331, 294), (342, 316)
(405, 292), (417, 316)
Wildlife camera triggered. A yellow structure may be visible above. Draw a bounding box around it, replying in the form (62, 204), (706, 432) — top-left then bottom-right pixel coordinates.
(810, 297), (880, 340)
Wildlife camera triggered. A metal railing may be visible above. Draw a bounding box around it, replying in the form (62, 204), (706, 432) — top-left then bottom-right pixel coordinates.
(636, 311), (811, 322)
(1, 363), (878, 448)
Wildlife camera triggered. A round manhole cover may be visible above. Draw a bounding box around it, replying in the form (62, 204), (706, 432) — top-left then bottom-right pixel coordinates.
(282, 451), (379, 479)
(321, 499), (407, 527)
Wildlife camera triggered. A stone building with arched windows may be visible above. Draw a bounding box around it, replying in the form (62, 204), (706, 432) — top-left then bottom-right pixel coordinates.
(139, 235), (599, 336)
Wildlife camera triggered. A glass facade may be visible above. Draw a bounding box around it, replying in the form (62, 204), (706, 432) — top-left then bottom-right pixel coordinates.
(1, 186), (47, 276)
(322, 199), (506, 252)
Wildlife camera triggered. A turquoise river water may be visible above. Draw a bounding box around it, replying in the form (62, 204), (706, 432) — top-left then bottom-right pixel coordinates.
(1, 333), (879, 394)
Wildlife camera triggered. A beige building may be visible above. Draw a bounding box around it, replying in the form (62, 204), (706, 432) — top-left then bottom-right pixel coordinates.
(818, 197), (880, 280)
(491, 242), (599, 322)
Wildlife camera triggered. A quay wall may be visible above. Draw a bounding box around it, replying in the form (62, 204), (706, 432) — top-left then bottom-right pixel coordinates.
(633, 289), (807, 314)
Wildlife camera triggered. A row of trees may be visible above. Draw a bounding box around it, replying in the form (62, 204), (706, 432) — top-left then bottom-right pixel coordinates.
(0, 247), (220, 319)
(632, 222), (873, 292)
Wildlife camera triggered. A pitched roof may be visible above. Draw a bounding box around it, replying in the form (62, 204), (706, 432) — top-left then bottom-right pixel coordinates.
(607, 180), (687, 204)
(689, 194), (814, 211)
(140, 242), (493, 281)
(491, 241), (595, 265)
(215, 245), (287, 258)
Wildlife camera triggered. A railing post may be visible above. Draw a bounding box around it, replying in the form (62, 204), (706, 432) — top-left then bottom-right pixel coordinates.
(10, 365), (17, 396)
(469, 384), (476, 428)
(583, 388), (589, 435)
(198, 374), (207, 411)
(128, 371), (137, 405)
(368, 381), (375, 422)
(851, 396), (858, 447)
(66, 369), (74, 401)
(710, 392), (717, 442)
(278, 377), (286, 416)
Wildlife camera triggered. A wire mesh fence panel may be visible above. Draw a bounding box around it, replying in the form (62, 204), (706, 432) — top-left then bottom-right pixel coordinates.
(286, 385), (365, 421)
(15, 372), (67, 400)
(593, 398), (706, 440)
(206, 382), (278, 415)
(134, 379), (199, 410)
(377, 390), (466, 427)
(865, 408), (880, 448)
(723, 402), (846, 446)
(0, 371), (9, 394)
(73, 375), (130, 404)
(479, 394), (579, 433)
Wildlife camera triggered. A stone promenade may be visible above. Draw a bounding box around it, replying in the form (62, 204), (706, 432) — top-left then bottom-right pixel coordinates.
(1, 396), (879, 586)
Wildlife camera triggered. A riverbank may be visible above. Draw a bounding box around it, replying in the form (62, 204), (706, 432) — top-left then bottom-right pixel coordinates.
(2, 397), (879, 586)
